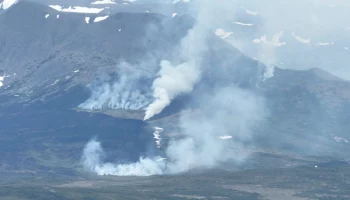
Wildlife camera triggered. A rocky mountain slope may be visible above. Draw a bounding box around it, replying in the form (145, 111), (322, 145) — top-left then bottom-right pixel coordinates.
(0, 1), (349, 174)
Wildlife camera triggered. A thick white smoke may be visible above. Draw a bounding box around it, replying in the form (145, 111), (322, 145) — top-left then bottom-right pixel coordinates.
(143, 0), (216, 120)
(82, 87), (266, 176)
(82, 137), (211, 176)
(79, 66), (152, 111)
(82, 139), (166, 176)
(144, 60), (201, 120)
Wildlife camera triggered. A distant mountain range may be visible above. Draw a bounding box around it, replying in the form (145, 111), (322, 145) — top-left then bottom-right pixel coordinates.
(2, 0), (348, 79)
(0, 1), (349, 174)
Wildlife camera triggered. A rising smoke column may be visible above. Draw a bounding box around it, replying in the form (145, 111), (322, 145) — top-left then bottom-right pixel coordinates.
(143, 0), (257, 120)
(144, 60), (201, 120)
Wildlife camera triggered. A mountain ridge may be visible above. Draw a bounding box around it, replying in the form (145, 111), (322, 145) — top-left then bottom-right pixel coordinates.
(0, 0), (349, 175)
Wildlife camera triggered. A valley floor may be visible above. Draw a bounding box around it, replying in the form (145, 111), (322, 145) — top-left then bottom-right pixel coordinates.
(0, 165), (349, 200)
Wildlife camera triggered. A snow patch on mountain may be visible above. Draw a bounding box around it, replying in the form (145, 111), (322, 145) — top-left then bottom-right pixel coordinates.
(1, 0), (18, 10)
(315, 42), (334, 46)
(219, 135), (232, 140)
(0, 76), (4, 88)
(172, 0), (190, 3)
(94, 15), (109, 23)
(49, 5), (104, 14)
(215, 29), (233, 39)
(0, 74), (11, 88)
(85, 17), (90, 24)
(91, 0), (116, 4)
(292, 32), (311, 44)
(253, 31), (286, 47)
(241, 6), (258, 15)
(234, 21), (254, 26)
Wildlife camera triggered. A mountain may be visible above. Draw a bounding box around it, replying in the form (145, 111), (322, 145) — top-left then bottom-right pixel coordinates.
(257, 67), (350, 155)
(212, 1), (350, 80)
(0, 0), (18, 10)
(0, 1), (186, 101)
(0, 0), (191, 17)
(0, 1), (349, 176)
(0, 1), (263, 172)
(0, 1), (263, 106)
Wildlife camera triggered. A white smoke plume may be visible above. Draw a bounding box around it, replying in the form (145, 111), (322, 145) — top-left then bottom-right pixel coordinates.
(143, 0), (218, 120)
(82, 87), (266, 176)
(79, 66), (152, 111)
(82, 139), (166, 176)
(144, 60), (201, 120)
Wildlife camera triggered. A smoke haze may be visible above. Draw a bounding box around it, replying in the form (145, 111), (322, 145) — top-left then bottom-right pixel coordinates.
(82, 139), (166, 176)
(216, 0), (350, 80)
(80, 0), (349, 176)
(82, 86), (266, 176)
(79, 63), (152, 111)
